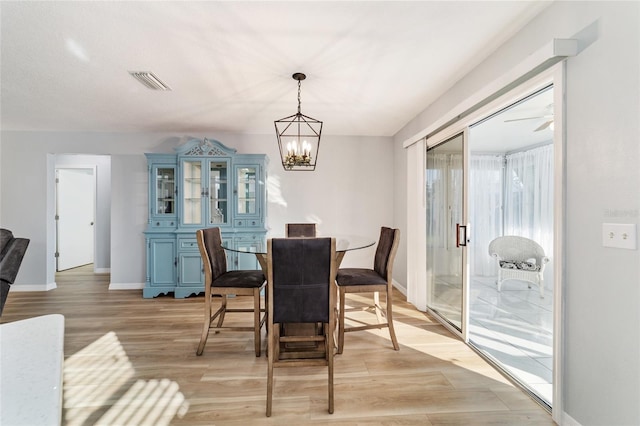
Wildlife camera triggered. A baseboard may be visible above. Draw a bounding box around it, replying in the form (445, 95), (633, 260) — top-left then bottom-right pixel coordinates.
(392, 279), (407, 296)
(94, 268), (110, 274)
(562, 412), (582, 426)
(10, 282), (57, 292)
(108, 282), (144, 290)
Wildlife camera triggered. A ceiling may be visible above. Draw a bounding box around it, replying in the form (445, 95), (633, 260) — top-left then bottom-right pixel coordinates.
(471, 85), (554, 153)
(0, 1), (552, 137)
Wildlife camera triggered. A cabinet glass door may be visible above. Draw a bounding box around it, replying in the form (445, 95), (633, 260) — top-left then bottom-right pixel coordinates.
(236, 166), (257, 216)
(154, 167), (175, 216)
(182, 160), (203, 225)
(208, 161), (228, 225)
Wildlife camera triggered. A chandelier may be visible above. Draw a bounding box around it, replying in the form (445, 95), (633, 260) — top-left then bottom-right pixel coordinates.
(274, 73), (323, 171)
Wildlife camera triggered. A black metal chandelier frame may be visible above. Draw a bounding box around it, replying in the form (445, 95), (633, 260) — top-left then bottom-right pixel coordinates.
(274, 73), (323, 171)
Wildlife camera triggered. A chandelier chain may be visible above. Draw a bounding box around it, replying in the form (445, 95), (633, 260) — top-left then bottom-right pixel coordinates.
(297, 80), (302, 114)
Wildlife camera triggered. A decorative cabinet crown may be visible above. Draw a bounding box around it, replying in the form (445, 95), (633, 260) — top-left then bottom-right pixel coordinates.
(176, 138), (237, 157)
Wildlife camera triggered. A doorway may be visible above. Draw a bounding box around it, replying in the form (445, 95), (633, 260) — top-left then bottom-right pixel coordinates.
(425, 84), (557, 410)
(56, 168), (95, 271)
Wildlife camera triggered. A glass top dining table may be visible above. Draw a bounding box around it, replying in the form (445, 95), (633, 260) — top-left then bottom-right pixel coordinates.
(222, 234), (375, 255)
(222, 234), (376, 271)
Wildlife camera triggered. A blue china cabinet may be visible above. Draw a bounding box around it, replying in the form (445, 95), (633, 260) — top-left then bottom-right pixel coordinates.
(144, 138), (268, 298)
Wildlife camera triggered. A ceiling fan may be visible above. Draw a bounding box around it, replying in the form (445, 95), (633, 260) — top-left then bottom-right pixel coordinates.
(504, 104), (554, 132)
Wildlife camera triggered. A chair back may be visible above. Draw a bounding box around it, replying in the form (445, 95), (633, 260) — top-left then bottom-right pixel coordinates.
(285, 223), (317, 237)
(268, 237), (335, 323)
(488, 236), (546, 265)
(373, 227), (400, 280)
(196, 227), (228, 282)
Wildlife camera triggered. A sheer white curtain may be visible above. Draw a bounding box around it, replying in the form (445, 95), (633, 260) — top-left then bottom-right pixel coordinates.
(469, 145), (553, 277)
(406, 139), (427, 311)
(426, 153), (448, 250)
(469, 155), (504, 277)
(504, 144), (554, 259)
(426, 153), (463, 277)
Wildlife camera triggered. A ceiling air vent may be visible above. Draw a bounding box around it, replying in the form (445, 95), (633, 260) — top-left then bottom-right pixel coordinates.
(128, 71), (171, 91)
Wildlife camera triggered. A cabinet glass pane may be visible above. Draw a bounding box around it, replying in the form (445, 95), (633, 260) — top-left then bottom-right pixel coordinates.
(237, 167), (257, 215)
(183, 160), (202, 224)
(155, 167), (175, 215)
(209, 162), (228, 224)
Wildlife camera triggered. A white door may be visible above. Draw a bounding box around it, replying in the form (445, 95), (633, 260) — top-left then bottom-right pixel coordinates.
(56, 168), (95, 271)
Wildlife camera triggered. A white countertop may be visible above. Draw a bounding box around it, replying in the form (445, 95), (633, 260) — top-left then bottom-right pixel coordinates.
(0, 314), (65, 426)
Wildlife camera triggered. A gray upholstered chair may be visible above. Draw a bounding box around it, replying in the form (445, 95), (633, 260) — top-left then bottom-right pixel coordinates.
(0, 229), (30, 316)
(266, 237), (337, 416)
(195, 227), (266, 357)
(285, 223), (317, 237)
(336, 227), (400, 354)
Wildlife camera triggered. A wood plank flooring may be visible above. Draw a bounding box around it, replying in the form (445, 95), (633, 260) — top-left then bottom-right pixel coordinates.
(1, 266), (554, 425)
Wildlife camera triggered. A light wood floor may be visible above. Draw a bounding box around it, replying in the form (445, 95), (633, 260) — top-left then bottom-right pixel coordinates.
(1, 265), (554, 425)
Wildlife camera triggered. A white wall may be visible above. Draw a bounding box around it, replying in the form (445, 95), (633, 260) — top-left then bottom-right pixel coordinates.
(393, 2), (640, 425)
(0, 131), (393, 289)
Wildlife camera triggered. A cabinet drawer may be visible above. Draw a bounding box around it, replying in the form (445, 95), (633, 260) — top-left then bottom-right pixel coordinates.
(235, 219), (260, 227)
(178, 238), (199, 250)
(151, 220), (177, 228)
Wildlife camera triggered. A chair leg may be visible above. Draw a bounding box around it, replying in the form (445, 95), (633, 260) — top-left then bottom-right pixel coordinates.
(326, 323), (334, 414)
(338, 287), (346, 354)
(264, 286), (269, 355)
(266, 324), (274, 417)
(385, 290), (399, 351)
(217, 295), (227, 328)
(196, 292), (212, 356)
(273, 322), (281, 363)
(373, 291), (383, 324)
(254, 288), (261, 357)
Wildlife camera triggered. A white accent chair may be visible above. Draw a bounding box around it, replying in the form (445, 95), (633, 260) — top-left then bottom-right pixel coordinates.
(488, 236), (549, 298)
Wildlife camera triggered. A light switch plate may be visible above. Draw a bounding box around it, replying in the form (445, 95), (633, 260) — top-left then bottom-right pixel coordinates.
(602, 223), (637, 250)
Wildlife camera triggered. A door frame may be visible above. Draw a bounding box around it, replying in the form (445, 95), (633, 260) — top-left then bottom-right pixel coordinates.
(425, 63), (565, 419)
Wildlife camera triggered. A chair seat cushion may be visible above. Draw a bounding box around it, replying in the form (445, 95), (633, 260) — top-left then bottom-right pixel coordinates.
(499, 260), (541, 271)
(213, 270), (265, 288)
(336, 268), (386, 286)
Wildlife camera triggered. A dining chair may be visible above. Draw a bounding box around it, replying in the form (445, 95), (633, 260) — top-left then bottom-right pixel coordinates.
(266, 237), (337, 416)
(285, 223), (317, 237)
(195, 227), (266, 357)
(336, 226), (400, 354)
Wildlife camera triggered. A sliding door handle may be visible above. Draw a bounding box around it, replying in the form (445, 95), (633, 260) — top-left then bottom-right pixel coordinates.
(456, 224), (468, 247)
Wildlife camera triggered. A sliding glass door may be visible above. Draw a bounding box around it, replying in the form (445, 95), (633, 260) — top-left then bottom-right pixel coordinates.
(425, 85), (556, 410)
(426, 132), (466, 331)
(467, 86), (555, 408)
